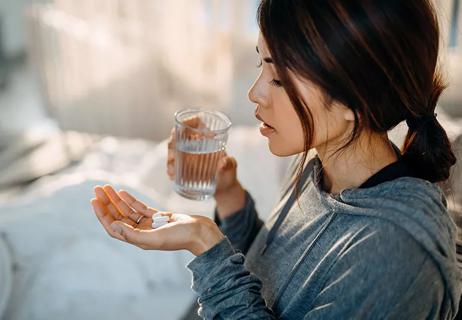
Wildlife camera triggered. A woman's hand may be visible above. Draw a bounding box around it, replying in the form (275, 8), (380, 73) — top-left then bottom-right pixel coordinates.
(167, 117), (242, 196)
(90, 185), (225, 256)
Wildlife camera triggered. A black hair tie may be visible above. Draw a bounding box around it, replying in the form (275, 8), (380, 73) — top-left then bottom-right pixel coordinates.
(406, 112), (437, 130)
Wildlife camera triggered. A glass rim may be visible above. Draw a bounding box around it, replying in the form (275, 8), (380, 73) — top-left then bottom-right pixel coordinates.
(174, 108), (232, 134)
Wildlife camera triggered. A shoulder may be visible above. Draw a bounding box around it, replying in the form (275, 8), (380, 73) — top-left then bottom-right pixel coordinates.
(309, 229), (446, 319)
(337, 176), (455, 244)
(304, 216), (448, 319)
(322, 217), (445, 300)
(331, 180), (456, 275)
(341, 176), (446, 209)
(329, 214), (429, 266)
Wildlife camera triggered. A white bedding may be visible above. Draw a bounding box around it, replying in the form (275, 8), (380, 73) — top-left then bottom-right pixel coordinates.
(0, 125), (288, 320)
(2, 116), (460, 320)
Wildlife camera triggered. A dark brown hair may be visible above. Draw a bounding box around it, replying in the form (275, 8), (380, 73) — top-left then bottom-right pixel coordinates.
(257, 0), (457, 190)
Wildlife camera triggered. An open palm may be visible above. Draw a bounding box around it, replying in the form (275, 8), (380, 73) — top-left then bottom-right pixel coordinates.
(90, 185), (221, 254)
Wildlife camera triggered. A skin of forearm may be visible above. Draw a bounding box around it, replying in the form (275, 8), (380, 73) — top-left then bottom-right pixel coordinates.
(214, 182), (247, 220)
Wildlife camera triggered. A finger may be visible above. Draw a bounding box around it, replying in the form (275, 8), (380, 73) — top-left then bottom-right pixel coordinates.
(229, 157), (238, 168)
(167, 163), (175, 180)
(94, 186), (137, 224)
(183, 117), (215, 139)
(218, 156), (234, 171)
(167, 152), (175, 167)
(94, 186), (113, 206)
(95, 186), (125, 219)
(110, 221), (157, 248)
(106, 202), (124, 220)
(180, 116), (218, 142)
(167, 151), (175, 162)
(91, 199), (125, 241)
(167, 139), (175, 153)
(168, 128), (176, 152)
(92, 198), (135, 233)
(91, 198), (113, 226)
(167, 129), (176, 180)
(103, 185), (144, 225)
(182, 116), (201, 128)
(217, 156), (228, 171)
(103, 185), (142, 222)
(119, 189), (158, 218)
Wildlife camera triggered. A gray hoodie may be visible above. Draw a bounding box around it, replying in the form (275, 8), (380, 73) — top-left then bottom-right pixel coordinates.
(187, 156), (462, 319)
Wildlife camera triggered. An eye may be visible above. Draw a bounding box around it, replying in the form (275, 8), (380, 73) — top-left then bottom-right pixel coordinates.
(269, 79), (283, 87)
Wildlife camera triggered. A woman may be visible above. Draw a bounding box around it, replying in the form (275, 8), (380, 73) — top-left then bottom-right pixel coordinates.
(91, 0), (462, 318)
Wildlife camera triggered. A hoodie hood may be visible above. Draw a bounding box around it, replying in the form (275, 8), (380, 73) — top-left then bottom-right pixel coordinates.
(334, 174), (462, 317)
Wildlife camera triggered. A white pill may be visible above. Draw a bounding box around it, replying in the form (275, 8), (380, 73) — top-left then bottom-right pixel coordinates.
(154, 219), (169, 225)
(152, 221), (168, 229)
(153, 216), (169, 223)
(152, 211), (169, 220)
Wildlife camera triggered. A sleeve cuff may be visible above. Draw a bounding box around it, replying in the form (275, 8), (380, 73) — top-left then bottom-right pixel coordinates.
(187, 237), (238, 293)
(187, 237), (235, 272)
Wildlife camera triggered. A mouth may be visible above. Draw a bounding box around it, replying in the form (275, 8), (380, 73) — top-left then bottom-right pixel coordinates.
(255, 112), (275, 130)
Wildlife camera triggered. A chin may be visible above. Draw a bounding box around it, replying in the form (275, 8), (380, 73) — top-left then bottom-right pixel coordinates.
(268, 140), (302, 157)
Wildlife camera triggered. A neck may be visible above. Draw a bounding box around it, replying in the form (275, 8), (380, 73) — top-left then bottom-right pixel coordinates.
(315, 132), (398, 194)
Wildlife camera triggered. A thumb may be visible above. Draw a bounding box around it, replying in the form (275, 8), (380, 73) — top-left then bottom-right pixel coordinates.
(217, 156), (237, 173)
(217, 157), (226, 171)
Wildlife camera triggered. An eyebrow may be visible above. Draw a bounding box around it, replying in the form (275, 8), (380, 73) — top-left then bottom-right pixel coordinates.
(256, 46), (274, 64)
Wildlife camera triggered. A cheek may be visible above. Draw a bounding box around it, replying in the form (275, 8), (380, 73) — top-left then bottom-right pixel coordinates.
(267, 107), (305, 157)
(310, 109), (348, 149)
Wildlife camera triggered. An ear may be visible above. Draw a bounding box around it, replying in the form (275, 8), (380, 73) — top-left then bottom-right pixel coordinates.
(333, 101), (356, 122)
(343, 108), (356, 122)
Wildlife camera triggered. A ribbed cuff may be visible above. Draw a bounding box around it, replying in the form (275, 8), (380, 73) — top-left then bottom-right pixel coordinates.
(187, 237), (236, 293)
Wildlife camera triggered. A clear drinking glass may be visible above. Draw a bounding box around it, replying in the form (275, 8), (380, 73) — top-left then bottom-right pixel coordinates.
(173, 108), (232, 200)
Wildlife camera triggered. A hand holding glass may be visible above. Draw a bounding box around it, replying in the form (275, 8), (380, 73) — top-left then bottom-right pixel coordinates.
(172, 108), (232, 200)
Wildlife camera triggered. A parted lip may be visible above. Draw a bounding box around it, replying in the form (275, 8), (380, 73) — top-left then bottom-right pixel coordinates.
(255, 111), (274, 128)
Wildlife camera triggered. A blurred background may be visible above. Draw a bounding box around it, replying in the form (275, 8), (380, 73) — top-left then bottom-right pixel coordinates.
(0, 0), (261, 142)
(0, 1), (461, 319)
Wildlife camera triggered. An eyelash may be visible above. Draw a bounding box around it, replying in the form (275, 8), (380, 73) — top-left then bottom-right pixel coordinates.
(269, 79), (283, 87)
(256, 61), (283, 87)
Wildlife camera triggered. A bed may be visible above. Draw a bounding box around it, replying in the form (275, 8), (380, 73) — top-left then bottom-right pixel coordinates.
(0, 113), (461, 320)
(0, 124), (288, 320)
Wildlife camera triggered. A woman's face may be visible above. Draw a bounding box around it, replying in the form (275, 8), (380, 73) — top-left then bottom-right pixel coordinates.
(248, 34), (355, 157)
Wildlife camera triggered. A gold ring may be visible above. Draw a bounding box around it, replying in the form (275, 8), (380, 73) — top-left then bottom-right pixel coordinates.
(135, 215), (144, 224)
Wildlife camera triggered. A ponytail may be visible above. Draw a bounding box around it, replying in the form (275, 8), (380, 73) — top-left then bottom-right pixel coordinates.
(257, 0), (457, 183)
(402, 84), (457, 183)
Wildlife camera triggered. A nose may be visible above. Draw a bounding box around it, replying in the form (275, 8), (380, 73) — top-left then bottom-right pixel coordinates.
(248, 77), (265, 106)
(247, 81), (258, 104)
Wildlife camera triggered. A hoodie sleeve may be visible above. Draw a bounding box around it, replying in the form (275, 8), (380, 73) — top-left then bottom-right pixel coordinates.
(214, 190), (263, 254)
(187, 237), (276, 319)
(187, 221), (452, 320)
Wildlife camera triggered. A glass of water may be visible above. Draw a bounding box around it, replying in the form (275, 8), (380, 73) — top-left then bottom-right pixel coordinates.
(173, 108), (232, 200)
